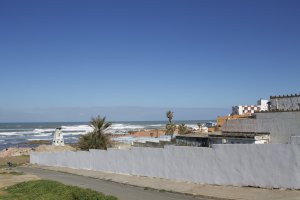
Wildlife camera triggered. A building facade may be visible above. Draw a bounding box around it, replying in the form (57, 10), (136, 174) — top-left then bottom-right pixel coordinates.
(224, 94), (300, 144)
(175, 132), (269, 147)
(222, 110), (300, 144)
(232, 99), (268, 115)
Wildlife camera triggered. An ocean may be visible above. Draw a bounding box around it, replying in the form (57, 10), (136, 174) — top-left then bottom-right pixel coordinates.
(0, 120), (211, 150)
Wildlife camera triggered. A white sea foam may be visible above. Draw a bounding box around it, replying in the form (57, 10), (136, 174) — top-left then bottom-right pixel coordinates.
(20, 131), (36, 135)
(0, 129), (30, 131)
(65, 136), (79, 140)
(62, 131), (88, 136)
(32, 125), (93, 134)
(108, 124), (144, 130)
(33, 129), (55, 133)
(61, 125), (93, 132)
(0, 132), (19, 136)
(148, 124), (164, 127)
(104, 124), (145, 134)
(27, 138), (49, 141)
(0, 130), (36, 136)
(33, 133), (52, 137)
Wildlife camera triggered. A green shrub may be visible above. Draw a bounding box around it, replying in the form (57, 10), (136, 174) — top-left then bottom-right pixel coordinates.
(1, 180), (118, 200)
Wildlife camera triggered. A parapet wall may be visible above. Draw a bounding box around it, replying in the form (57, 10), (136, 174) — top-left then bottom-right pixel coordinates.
(269, 95), (300, 111)
(30, 144), (300, 189)
(222, 111), (300, 144)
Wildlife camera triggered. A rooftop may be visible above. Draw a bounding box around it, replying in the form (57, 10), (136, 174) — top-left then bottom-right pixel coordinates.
(255, 109), (300, 113)
(175, 132), (269, 139)
(270, 93), (300, 99)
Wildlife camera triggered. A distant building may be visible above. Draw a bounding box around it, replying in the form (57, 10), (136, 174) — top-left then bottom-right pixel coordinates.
(232, 99), (268, 115)
(176, 134), (209, 147)
(53, 128), (64, 146)
(223, 93), (300, 144)
(205, 121), (217, 128)
(175, 132), (269, 147)
(269, 94), (300, 111)
(222, 110), (300, 144)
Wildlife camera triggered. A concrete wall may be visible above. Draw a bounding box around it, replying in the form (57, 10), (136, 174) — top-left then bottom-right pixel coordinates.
(291, 136), (300, 145)
(222, 111), (300, 144)
(31, 144), (300, 189)
(270, 96), (300, 111)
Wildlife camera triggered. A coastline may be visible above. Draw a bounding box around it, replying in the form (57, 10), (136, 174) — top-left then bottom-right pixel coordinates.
(0, 144), (76, 159)
(0, 129), (167, 158)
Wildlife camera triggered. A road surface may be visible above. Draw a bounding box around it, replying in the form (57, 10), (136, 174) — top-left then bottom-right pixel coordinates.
(17, 166), (219, 200)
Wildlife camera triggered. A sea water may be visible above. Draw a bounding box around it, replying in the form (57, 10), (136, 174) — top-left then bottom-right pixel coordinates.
(0, 120), (210, 150)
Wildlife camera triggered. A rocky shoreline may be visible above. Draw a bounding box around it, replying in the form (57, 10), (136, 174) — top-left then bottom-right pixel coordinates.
(0, 144), (76, 159)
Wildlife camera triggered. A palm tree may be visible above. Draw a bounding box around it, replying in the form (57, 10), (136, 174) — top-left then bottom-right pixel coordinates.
(78, 116), (112, 150)
(165, 123), (176, 134)
(166, 110), (173, 123)
(197, 122), (202, 129)
(165, 110), (176, 135)
(197, 122), (202, 132)
(178, 124), (188, 134)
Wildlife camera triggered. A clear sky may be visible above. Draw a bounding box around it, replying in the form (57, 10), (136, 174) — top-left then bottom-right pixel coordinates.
(1, 0), (300, 122)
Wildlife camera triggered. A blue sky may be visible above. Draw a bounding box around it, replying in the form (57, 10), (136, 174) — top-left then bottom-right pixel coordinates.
(1, 0), (300, 122)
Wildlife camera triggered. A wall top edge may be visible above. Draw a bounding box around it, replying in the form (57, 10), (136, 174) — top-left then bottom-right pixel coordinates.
(270, 94), (300, 99)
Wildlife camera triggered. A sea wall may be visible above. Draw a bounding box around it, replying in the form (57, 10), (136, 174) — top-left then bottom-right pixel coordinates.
(30, 144), (300, 189)
(222, 111), (300, 144)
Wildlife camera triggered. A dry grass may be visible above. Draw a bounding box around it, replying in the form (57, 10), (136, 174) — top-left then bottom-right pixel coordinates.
(0, 190), (8, 196)
(0, 155), (29, 168)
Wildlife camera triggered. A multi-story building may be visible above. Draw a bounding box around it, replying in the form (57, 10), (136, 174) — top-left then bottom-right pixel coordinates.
(223, 93), (300, 144)
(232, 99), (268, 115)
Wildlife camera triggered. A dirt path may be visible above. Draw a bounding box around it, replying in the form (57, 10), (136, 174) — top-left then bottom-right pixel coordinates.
(17, 166), (215, 200)
(22, 165), (300, 200)
(0, 168), (39, 188)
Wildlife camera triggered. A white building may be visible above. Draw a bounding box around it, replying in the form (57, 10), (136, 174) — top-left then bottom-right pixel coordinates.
(52, 128), (65, 146)
(232, 99), (268, 115)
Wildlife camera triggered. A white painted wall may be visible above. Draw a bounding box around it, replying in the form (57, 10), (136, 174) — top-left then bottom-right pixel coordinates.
(30, 144), (300, 189)
(291, 136), (300, 145)
(257, 99), (269, 111)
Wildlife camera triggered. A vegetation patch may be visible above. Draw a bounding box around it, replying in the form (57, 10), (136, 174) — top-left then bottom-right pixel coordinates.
(0, 165), (7, 169)
(0, 191), (8, 197)
(78, 116), (113, 150)
(26, 140), (51, 145)
(0, 155), (29, 168)
(144, 187), (150, 190)
(0, 180), (118, 200)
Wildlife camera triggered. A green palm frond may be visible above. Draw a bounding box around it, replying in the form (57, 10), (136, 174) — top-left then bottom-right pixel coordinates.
(166, 110), (174, 123)
(78, 115), (112, 150)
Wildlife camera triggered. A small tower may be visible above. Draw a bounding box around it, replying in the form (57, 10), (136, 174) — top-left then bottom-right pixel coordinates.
(52, 127), (64, 146)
